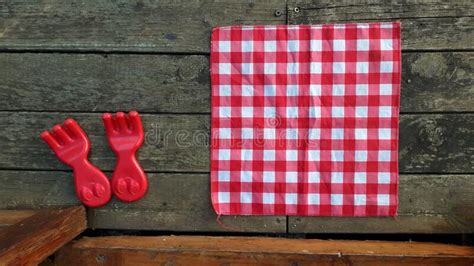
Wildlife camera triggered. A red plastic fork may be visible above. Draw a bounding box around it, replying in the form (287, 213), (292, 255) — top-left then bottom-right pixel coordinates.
(102, 111), (148, 202)
(40, 119), (112, 207)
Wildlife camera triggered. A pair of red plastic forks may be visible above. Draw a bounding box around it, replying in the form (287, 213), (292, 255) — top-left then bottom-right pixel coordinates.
(40, 111), (147, 208)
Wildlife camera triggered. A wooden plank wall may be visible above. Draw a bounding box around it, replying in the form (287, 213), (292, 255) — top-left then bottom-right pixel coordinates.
(0, 0), (472, 233)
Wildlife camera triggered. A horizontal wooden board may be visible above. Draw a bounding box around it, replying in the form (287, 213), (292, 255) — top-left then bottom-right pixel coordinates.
(401, 52), (473, 112)
(0, 112), (472, 173)
(0, 53), (210, 113)
(289, 174), (474, 233)
(0, 171), (284, 233)
(0, 171), (472, 233)
(0, 0), (285, 53)
(0, 52), (472, 113)
(288, 1), (474, 51)
(50, 236), (474, 265)
(0, 210), (36, 227)
(0, 206), (86, 265)
(0, 1), (472, 52)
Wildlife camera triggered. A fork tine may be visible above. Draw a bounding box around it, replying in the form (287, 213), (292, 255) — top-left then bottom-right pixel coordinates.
(129, 111), (143, 133)
(116, 112), (128, 131)
(53, 125), (73, 143)
(64, 118), (86, 139)
(40, 131), (61, 151)
(102, 113), (116, 134)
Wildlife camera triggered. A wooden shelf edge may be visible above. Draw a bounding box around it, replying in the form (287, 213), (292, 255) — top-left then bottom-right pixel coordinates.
(50, 235), (474, 265)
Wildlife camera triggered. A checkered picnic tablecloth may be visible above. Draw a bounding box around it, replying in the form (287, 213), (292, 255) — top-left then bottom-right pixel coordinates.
(210, 22), (401, 216)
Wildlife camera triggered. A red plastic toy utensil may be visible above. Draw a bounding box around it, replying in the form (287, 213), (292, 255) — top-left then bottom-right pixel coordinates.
(102, 111), (148, 202)
(40, 119), (112, 208)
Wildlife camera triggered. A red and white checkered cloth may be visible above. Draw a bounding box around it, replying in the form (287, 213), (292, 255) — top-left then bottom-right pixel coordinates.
(210, 22), (401, 216)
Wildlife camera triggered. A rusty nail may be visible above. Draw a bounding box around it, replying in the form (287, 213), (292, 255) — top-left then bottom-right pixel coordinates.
(96, 254), (107, 263)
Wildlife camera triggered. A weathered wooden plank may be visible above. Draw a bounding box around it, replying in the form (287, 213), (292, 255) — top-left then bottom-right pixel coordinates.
(398, 114), (474, 173)
(0, 206), (86, 265)
(289, 1), (474, 20)
(0, 0), (285, 53)
(1, 1), (472, 52)
(50, 236), (474, 266)
(0, 171), (472, 233)
(289, 174), (474, 233)
(1, 112), (211, 172)
(0, 52), (472, 113)
(0, 112), (472, 173)
(0, 210), (37, 227)
(288, 1), (474, 50)
(0, 53), (210, 113)
(401, 52), (473, 112)
(0, 171), (285, 233)
(289, 215), (472, 234)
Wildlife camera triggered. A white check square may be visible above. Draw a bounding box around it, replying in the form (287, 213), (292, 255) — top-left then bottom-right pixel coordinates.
(286, 150), (298, 161)
(263, 193), (275, 204)
(241, 171), (252, 182)
(219, 41), (231, 52)
(264, 41), (277, 52)
(219, 63), (231, 74)
(219, 128), (231, 139)
(310, 62), (322, 74)
(333, 62), (345, 73)
(285, 193), (298, 205)
(218, 192), (230, 203)
(354, 172), (367, 184)
(308, 150), (320, 161)
(219, 85), (231, 96)
(218, 171), (230, 182)
(380, 61), (393, 73)
(242, 41), (253, 52)
(308, 172), (320, 183)
(241, 128), (253, 139)
(357, 39), (369, 51)
(263, 171), (275, 183)
(219, 149), (231, 160)
(308, 193), (320, 204)
(242, 85), (254, 96)
(331, 194), (343, 205)
(241, 149), (253, 161)
(288, 40), (299, 52)
(241, 63), (253, 75)
(241, 192), (252, 203)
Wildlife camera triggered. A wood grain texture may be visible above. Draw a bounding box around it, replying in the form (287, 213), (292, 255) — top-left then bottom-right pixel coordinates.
(0, 112), (472, 173)
(0, 171), (285, 233)
(1, 1), (472, 52)
(0, 53), (210, 113)
(288, 1), (474, 50)
(1, 112), (210, 173)
(0, 206), (86, 265)
(0, 210), (36, 227)
(50, 236), (474, 265)
(0, 171), (472, 233)
(0, 0), (285, 53)
(0, 52), (471, 113)
(289, 175), (474, 233)
(401, 52), (473, 112)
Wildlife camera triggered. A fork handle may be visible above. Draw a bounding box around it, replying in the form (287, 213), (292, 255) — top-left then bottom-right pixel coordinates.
(70, 159), (112, 207)
(111, 152), (148, 202)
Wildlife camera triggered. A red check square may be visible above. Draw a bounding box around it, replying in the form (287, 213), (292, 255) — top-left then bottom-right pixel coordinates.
(210, 22), (401, 216)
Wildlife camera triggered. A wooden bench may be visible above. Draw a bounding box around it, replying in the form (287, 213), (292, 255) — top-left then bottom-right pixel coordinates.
(1, 206), (473, 265)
